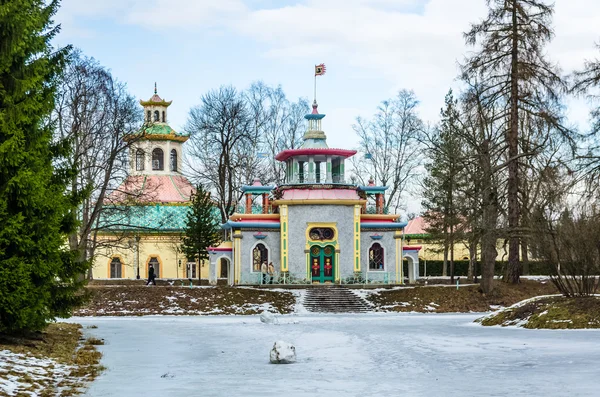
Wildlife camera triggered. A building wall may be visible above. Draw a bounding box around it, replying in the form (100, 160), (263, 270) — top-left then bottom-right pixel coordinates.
(93, 234), (208, 279)
(407, 238), (506, 262)
(360, 231), (398, 282)
(238, 231), (281, 284)
(287, 204), (355, 281)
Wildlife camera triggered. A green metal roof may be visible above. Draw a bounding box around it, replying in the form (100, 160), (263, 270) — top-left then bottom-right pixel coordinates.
(99, 205), (191, 232)
(144, 124), (187, 136)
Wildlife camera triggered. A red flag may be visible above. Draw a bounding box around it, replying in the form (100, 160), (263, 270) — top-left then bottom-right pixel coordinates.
(315, 63), (326, 76)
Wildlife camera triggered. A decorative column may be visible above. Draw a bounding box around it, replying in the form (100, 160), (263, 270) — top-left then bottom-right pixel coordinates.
(308, 156), (315, 183)
(280, 205), (289, 273)
(326, 157), (332, 183)
(353, 205), (361, 273)
(375, 193), (384, 214)
(340, 160), (345, 183)
(233, 230), (242, 284)
(262, 193), (269, 214)
(245, 193), (253, 214)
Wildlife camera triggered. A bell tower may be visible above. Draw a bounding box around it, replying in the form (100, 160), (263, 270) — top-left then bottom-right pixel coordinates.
(130, 84), (188, 176)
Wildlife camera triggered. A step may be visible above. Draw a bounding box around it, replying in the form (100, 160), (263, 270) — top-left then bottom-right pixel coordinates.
(303, 287), (369, 313)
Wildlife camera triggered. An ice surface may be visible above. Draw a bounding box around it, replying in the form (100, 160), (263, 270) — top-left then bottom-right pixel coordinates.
(74, 314), (600, 397)
(269, 341), (296, 364)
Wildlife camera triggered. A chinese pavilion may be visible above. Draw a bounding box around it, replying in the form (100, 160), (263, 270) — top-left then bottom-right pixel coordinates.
(208, 100), (421, 285)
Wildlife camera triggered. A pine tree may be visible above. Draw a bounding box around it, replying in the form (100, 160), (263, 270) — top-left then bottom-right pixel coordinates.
(462, 0), (568, 284)
(181, 185), (222, 273)
(422, 90), (464, 282)
(0, 0), (87, 334)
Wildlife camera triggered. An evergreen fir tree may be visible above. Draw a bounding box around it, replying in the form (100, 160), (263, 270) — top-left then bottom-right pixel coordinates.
(182, 185), (222, 272)
(0, 0), (87, 333)
(421, 89), (464, 282)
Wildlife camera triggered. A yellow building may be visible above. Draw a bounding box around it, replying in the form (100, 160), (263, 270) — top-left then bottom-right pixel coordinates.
(92, 88), (211, 280)
(404, 216), (473, 261)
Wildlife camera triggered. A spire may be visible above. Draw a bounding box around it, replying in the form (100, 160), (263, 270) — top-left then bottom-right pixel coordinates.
(154, 82), (157, 95)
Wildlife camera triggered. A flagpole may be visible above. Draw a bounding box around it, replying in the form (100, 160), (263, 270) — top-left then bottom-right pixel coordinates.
(314, 66), (317, 102)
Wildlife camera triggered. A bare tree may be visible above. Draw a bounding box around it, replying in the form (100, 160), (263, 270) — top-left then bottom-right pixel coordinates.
(571, 42), (600, 196)
(462, 0), (570, 284)
(458, 79), (507, 294)
(53, 50), (143, 278)
(185, 86), (260, 223)
(351, 89), (424, 213)
(245, 82), (308, 185)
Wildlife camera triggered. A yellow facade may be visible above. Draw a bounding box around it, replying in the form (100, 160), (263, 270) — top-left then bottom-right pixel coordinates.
(92, 234), (209, 279)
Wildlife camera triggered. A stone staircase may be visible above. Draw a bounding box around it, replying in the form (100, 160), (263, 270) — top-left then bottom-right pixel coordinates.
(303, 287), (370, 313)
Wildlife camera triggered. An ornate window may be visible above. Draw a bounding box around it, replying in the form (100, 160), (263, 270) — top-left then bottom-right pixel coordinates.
(149, 257), (160, 278)
(309, 227), (335, 241)
(170, 149), (178, 172)
(110, 257), (122, 278)
(135, 149), (145, 171)
(152, 148), (164, 170)
(162, 111), (166, 123)
(252, 243), (268, 272)
(147, 110), (151, 122)
(154, 110), (160, 122)
(369, 243), (384, 270)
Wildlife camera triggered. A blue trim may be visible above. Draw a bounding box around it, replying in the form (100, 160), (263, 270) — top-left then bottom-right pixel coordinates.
(361, 221), (407, 229)
(358, 186), (389, 193)
(304, 114), (326, 120)
(370, 234), (383, 240)
(221, 220), (281, 230)
(241, 185), (275, 193)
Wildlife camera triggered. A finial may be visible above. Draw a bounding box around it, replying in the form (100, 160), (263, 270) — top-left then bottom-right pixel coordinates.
(311, 99), (319, 114)
(154, 82), (157, 95)
(368, 177), (375, 186)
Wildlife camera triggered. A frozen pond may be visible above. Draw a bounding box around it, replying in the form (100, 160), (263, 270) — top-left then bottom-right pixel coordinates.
(76, 314), (600, 397)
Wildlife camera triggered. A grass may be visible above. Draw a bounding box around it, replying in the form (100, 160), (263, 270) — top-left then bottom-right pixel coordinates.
(0, 323), (104, 396)
(76, 285), (297, 316)
(480, 296), (600, 329)
(367, 280), (559, 313)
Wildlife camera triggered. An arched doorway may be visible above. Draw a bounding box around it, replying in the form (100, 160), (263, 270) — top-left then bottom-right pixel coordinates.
(148, 256), (160, 278)
(219, 257), (230, 279)
(310, 245), (335, 283)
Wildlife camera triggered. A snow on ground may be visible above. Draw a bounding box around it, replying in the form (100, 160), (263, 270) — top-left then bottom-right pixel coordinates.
(75, 314), (600, 397)
(0, 350), (79, 396)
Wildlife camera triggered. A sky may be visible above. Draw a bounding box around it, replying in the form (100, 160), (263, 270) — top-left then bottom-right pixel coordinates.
(54, 0), (600, 212)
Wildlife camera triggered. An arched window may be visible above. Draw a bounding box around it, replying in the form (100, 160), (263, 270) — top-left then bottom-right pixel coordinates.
(110, 257), (122, 278)
(162, 111), (165, 123)
(147, 110), (151, 122)
(152, 148), (164, 170)
(369, 243), (384, 270)
(135, 149), (145, 171)
(252, 243), (268, 272)
(170, 149), (178, 172)
(149, 256), (160, 278)
(154, 110), (160, 122)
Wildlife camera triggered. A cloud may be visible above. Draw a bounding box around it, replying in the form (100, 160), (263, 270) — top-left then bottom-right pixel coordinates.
(57, 0), (600, 127)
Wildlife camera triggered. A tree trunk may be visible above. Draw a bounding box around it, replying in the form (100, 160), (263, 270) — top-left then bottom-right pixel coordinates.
(450, 230), (455, 283)
(507, 1), (521, 284)
(480, 140), (498, 294)
(442, 242), (448, 277)
(468, 242), (477, 282)
(521, 239), (529, 275)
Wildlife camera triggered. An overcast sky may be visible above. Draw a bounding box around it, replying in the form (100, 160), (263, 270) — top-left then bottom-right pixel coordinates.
(55, 0), (600, 212)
